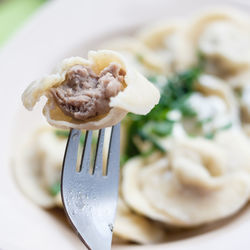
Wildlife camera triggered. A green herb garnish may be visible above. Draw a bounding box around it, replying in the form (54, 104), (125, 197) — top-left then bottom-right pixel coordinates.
(54, 130), (70, 138)
(204, 122), (233, 140)
(204, 132), (215, 140)
(49, 182), (60, 196)
(219, 122), (232, 131)
(122, 63), (202, 162)
(196, 117), (213, 127)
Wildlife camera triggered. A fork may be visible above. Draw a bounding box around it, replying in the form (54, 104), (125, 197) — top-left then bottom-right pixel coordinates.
(61, 123), (120, 250)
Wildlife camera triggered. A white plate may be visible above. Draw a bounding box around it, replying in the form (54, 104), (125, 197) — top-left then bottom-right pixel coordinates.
(1, 0), (250, 249)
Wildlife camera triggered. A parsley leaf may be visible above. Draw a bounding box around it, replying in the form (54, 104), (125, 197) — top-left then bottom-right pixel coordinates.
(122, 64), (202, 162)
(49, 182), (60, 196)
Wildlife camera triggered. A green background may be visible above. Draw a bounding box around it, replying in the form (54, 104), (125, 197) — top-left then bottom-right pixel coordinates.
(0, 0), (47, 46)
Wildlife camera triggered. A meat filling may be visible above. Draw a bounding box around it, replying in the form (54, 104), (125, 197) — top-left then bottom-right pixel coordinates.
(50, 63), (125, 121)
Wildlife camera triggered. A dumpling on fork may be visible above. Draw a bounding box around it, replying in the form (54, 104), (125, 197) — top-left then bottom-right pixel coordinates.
(22, 50), (160, 130)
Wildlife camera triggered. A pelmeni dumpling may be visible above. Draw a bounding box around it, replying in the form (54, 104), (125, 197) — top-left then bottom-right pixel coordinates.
(138, 21), (194, 73)
(22, 50), (160, 130)
(240, 85), (250, 124)
(226, 70), (250, 127)
(122, 156), (179, 225)
(228, 70), (250, 89)
(196, 75), (236, 106)
(122, 137), (250, 226)
(100, 38), (166, 75)
(188, 9), (250, 76)
(13, 127), (67, 208)
(196, 74), (238, 119)
(215, 129), (250, 174)
(183, 74), (239, 135)
(199, 21), (250, 74)
(114, 197), (166, 244)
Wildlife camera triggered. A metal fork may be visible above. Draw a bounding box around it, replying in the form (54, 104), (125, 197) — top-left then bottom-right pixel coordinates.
(61, 123), (120, 250)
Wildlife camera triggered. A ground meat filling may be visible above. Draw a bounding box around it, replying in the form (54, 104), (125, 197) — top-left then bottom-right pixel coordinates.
(50, 63), (125, 121)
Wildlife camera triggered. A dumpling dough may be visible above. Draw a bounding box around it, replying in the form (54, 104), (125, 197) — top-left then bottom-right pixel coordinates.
(199, 21), (250, 74)
(13, 127), (66, 208)
(187, 9), (250, 76)
(228, 70), (250, 89)
(215, 129), (250, 174)
(100, 38), (166, 75)
(114, 197), (166, 244)
(22, 50), (160, 130)
(227, 71), (250, 128)
(137, 21), (194, 73)
(122, 156), (180, 225)
(183, 74), (239, 136)
(195, 74), (239, 124)
(122, 137), (250, 226)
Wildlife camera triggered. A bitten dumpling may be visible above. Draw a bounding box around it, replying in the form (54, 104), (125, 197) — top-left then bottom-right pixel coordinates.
(22, 50), (160, 130)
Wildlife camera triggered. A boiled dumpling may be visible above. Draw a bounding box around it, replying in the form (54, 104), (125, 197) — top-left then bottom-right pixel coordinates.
(199, 21), (250, 74)
(183, 74), (239, 136)
(138, 21), (194, 73)
(13, 127), (67, 208)
(188, 9), (250, 76)
(22, 50), (160, 130)
(122, 137), (250, 226)
(227, 71), (250, 128)
(195, 74), (239, 123)
(122, 156), (179, 225)
(114, 197), (166, 244)
(215, 129), (250, 174)
(228, 70), (250, 89)
(100, 38), (166, 75)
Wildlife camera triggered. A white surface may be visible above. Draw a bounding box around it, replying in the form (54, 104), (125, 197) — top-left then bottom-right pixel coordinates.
(0, 0), (250, 249)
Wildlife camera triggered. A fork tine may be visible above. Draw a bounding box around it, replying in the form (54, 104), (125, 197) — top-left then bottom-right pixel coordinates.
(80, 130), (93, 174)
(62, 129), (81, 177)
(107, 123), (120, 179)
(93, 128), (105, 176)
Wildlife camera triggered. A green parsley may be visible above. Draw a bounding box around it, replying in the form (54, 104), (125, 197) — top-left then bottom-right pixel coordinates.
(122, 64), (202, 163)
(196, 117), (213, 128)
(204, 122), (233, 140)
(54, 130), (69, 138)
(49, 182), (60, 196)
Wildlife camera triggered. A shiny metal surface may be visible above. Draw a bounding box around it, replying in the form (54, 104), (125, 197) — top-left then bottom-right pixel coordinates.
(61, 123), (120, 250)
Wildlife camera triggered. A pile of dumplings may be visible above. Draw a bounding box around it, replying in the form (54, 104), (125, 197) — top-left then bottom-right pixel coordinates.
(13, 8), (250, 245)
